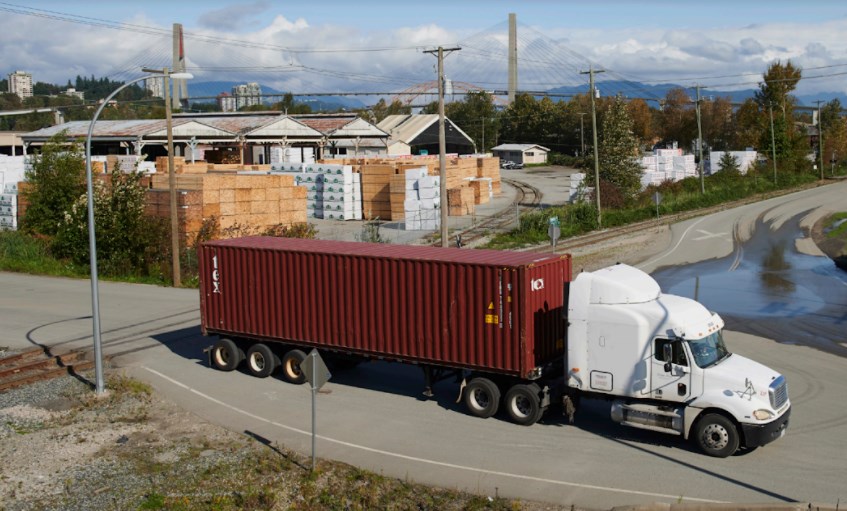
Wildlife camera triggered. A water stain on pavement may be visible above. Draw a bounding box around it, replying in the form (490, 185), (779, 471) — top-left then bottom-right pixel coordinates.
(653, 211), (847, 357)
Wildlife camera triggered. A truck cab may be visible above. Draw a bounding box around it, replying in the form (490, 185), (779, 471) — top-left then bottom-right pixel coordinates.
(566, 264), (791, 457)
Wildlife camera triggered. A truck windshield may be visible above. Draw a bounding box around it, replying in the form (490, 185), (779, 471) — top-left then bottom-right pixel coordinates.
(687, 331), (730, 368)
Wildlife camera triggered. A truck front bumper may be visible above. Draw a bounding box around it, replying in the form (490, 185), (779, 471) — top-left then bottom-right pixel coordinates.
(742, 406), (790, 448)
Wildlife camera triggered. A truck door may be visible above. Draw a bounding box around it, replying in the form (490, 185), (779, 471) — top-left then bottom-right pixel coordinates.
(651, 338), (691, 401)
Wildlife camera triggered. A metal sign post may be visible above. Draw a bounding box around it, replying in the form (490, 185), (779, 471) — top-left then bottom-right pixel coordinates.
(301, 349), (331, 472)
(548, 216), (561, 248)
(652, 192), (663, 223)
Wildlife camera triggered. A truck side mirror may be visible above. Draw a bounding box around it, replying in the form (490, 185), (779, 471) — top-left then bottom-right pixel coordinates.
(661, 343), (672, 372)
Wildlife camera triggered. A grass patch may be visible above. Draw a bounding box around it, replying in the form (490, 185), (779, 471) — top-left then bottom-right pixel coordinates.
(487, 170), (821, 249)
(0, 230), (87, 277)
(825, 212), (847, 239)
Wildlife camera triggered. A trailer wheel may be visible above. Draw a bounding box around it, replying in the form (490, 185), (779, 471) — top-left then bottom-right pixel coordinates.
(281, 349), (307, 385)
(694, 413), (740, 458)
(246, 343), (277, 378)
(504, 383), (544, 426)
(464, 377), (500, 418)
(211, 338), (242, 372)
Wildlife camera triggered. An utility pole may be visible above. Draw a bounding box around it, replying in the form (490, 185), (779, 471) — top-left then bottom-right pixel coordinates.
(769, 103), (777, 184)
(580, 65), (604, 228)
(820, 108), (825, 181)
(424, 46), (461, 247)
(578, 112), (586, 156)
(143, 66), (181, 286)
(694, 85), (705, 194)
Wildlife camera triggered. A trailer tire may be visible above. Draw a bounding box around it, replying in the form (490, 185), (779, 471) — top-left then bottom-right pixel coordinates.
(504, 383), (544, 426)
(694, 413), (739, 458)
(465, 377), (500, 418)
(281, 349), (307, 385)
(246, 343), (277, 378)
(211, 338), (242, 372)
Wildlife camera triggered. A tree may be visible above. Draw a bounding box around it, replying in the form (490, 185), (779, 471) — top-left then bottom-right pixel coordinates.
(755, 60), (802, 115)
(53, 165), (165, 276)
(20, 132), (86, 237)
(446, 91), (499, 152)
(717, 152), (741, 175)
(626, 98), (655, 148)
(598, 96), (642, 200)
(272, 92), (312, 115)
(658, 88), (696, 149)
(701, 97), (734, 151)
(733, 98), (762, 150)
(820, 99), (847, 172)
(367, 98), (409, 123)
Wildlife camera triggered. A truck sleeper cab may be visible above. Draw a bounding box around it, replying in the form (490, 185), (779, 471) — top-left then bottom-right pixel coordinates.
(566, 264), (790, 457)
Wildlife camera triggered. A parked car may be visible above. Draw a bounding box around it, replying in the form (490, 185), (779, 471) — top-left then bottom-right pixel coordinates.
(500, 160), (515, 169)
(512, 161), (525, 169)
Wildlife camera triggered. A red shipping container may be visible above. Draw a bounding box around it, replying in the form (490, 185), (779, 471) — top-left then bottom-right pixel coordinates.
(199, 237), (570, 378)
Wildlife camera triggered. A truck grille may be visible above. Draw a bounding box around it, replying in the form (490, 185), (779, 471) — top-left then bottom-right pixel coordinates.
(769, 375), (788, 409)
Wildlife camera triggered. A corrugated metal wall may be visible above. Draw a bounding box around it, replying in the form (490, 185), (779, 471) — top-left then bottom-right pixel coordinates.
(200, 237), (569, 378)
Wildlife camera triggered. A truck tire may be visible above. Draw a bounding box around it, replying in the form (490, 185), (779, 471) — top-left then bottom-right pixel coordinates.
(465, 377), (500, 418)
(694, 413), (740, 458)
(211, 338), (242, 371)
(281, 349), (307, 385)
(246, 343), (277, 378)
(504, 383), (544, 426)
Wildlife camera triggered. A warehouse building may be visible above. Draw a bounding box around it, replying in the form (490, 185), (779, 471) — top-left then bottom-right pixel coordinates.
(490, 144), (550, 165)
(378, 114), (476, 156)
(20, 112), (390, 164)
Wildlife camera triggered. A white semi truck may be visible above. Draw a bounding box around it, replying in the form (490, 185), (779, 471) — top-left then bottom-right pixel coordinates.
(565, 264), (791, 457)
(200, 238), (790, 458)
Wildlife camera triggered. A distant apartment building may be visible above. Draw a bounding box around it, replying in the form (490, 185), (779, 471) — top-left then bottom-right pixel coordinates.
(146, 76), (164, 98)
(7, 70), (33, 99)
(232, 82), (262, 110)
(62, 88), (85, 100)
(217, 92), (236, 112)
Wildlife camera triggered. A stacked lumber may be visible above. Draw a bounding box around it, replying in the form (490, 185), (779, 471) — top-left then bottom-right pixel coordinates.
(271, 162), (362, 220)
(403, 168), (441, 231)
(146, 172), (306, 245)
(476, 157), (501, 195)
(468, 178), (492, 205)
(359, 164), (396, 220)
(319, 156), (501, 221)
(447, 186), (475, 216)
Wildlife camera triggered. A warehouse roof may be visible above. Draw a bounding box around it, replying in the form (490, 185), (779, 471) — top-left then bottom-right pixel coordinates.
(491, 144), (551, 152)
(21, 113), (388, 145)
(378, 114), (474, 147)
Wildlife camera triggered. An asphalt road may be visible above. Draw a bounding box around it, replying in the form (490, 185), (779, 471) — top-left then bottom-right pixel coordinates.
(2, 179), (846, 509)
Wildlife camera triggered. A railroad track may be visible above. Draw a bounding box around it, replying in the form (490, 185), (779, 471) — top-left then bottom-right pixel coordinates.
(0, 307), (200, 392)
(0, 347), (103, 392)
(428, 177), (543, 247)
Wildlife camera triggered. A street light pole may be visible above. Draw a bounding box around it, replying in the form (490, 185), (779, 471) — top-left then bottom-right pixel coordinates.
(86, 70), (192, 394)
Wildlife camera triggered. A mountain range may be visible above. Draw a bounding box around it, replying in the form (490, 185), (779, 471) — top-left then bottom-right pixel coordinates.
(548, 80), (847, 108)
(185, 80), (845, 112)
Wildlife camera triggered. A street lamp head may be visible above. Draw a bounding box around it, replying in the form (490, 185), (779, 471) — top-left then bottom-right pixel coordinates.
(170, 72), (194, 80)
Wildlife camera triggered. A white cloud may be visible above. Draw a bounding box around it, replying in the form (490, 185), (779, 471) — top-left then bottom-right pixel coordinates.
(3, 8), (847, 101)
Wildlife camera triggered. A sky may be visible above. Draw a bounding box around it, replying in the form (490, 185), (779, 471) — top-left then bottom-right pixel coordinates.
(3, 0), (847, 102)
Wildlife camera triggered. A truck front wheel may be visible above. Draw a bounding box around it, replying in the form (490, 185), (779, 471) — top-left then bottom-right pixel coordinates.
(504, 383), (544, 426)
(246, 343), (278, 378)
(281, 349), (307, 385)
(465, 377), (500, 418)
(211, 338), (242, 371)
(694, 413), (740, 458)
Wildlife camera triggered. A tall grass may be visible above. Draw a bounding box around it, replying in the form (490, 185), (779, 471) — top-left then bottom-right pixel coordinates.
(0, 230), (86, 276)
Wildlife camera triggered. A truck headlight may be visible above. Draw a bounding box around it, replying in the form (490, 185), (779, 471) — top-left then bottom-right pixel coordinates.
(753, 409), (774, 421)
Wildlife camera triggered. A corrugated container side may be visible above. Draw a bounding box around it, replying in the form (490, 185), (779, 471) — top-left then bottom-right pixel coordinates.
(199, 237), (569, 378)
